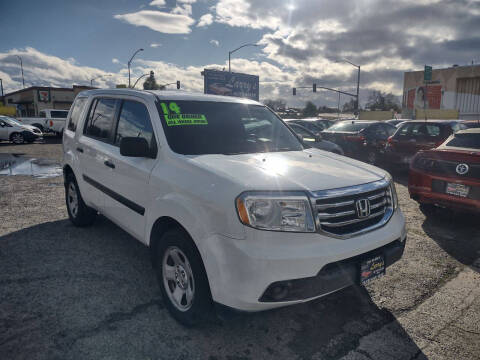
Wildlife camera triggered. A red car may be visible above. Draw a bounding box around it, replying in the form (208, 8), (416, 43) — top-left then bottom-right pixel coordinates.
(385, 120), (467, 165)
(409, 128), (480, 214)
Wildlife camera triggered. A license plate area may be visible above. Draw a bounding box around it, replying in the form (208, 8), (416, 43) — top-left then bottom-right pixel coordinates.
(446, 182), (469, 198)
(360, 255), (385, 285)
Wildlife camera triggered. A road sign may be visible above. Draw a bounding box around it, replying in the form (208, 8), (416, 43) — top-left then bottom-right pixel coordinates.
(424, 65), (432, 81)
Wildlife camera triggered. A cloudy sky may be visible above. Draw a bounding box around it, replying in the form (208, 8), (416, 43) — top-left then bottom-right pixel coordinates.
(1, 0), (479, 107)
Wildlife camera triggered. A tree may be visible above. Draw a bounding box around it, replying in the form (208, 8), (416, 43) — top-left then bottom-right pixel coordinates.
(365, 90), (400, 112)
(264, 99), (287, 111)
(143, 71), (160, 90)
(342, 99), (356, 113)
(302, 101), (317, 117)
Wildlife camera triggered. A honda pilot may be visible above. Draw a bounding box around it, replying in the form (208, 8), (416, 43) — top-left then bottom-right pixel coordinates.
(63, 89), (406, 325)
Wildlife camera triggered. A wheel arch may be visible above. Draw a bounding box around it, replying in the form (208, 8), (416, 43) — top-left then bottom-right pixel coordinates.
(63, 164), (74, 185)
(149, 216), (196, 268)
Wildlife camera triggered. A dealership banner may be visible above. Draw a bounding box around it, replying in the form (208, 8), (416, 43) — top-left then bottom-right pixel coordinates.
(203, 69), (259, 101)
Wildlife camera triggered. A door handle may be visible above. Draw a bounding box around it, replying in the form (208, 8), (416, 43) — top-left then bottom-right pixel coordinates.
(104, 160), (115, 169)
(76, 147), (84, 153)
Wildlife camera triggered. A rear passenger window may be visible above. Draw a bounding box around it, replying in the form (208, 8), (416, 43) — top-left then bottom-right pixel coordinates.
(84, 98), (116, 141)
(67, 97), (87, 132)
(425, 125), (440, 137)
(114, 100), (155, 147)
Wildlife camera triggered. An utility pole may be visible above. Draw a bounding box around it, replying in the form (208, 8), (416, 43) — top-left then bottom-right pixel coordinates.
(15, 55), (25, 88)
(0, 78), (4, 104)
(336, 59), (360, 113)
(90, 74), (112, 87)
(128, 48), (144, 88)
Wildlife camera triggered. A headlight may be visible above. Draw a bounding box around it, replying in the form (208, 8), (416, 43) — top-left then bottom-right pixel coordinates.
(385, 174), (398, 210)
(236, 192), (316, 232)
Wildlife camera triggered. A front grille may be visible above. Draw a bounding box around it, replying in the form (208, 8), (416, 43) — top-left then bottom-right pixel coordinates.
(413, 158), (480, 180)
(311, 179), (393, 237)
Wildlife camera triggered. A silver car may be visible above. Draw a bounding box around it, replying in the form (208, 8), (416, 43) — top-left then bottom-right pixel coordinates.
(287, 122), (344, 155)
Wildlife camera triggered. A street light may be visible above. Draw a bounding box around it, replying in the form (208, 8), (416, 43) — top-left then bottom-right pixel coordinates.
(128, 48), (144, 88)
(228, 43), (259, 72)
(336, 58), (360, 113)
(132, 73), (149, 89)
(90, 74), (112, 87)
(15, 55), (25, 88)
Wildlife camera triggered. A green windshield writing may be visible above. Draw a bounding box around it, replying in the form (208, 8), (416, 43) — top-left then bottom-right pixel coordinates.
(160, 102), (208, 126)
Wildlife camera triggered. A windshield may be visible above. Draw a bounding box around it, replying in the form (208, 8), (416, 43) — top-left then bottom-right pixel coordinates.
(157, 100), (303, 155)
(327, 121), (370, 132)
(0, 116), (22, 127)
(445, 133), (480, 149)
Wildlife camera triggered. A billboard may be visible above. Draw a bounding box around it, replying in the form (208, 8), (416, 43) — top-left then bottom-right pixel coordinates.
(203, 69), (259, 101)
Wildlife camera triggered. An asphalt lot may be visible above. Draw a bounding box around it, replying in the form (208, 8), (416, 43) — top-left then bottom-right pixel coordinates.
(1, 139), (479, 360)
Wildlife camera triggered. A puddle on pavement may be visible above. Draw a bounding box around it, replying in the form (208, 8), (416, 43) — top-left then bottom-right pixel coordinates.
(0, 154), (62, 179)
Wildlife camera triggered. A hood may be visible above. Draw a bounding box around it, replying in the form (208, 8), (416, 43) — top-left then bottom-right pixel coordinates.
(187, 149), (387, 192)
(19, 124), (38, 132)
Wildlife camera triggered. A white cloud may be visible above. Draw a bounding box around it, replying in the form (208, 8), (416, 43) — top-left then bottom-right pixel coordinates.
(112, 58), (120, 64)
(172, 4), (192, 16)
(150, 43), (162, 48)
(209, 39), (220, 47)
(114, 10), (195, 34)
(197, 13), (213, 27)
(149, 0), (166, 7)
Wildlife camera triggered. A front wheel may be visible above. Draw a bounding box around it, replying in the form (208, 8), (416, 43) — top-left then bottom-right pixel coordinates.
(156, 229), (213, 326)
(10, 133), (25, 144)
(65, 173), (96, 226)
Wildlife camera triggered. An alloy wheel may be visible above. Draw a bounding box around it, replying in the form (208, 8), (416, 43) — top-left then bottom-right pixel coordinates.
(67, 182), (79, 218)
(162, 246), (195, 312)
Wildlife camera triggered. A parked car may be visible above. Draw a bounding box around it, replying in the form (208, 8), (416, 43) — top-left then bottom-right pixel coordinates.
(0, 115), (43, 144)
(284, 119), (324, 134)
(17, 108), (69, 135)
(286, 122), (344, 154)
(409, 128), (480, 214)
(321, 120), (397, 164)
(63, 89), (406, 325)
(384, 120), (468, 166)
(461, 120), (480, 129)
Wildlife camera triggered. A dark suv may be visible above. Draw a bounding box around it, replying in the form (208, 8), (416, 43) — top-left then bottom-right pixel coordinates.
(384, 120), (467, 165)
(321, 120), (397, 164)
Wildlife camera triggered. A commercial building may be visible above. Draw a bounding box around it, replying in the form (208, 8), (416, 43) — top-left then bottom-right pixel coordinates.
(402, 64), (480, 119)
(3, 85), (95, 117)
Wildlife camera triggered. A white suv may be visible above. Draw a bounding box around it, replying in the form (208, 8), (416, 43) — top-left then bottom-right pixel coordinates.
(63, 89), (406, 325)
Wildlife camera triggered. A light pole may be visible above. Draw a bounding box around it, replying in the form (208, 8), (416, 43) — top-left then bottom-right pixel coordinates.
(90, 74), (112, 87)
(337, 58), (360, 113)
(15, 55), (25, 88)
(128, 48), (144, 88)
(132, 73), (149, 89)
(228, 43), (258, 72)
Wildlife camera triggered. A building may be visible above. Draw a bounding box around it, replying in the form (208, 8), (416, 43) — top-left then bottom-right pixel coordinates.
(402, 64), (480, 119)
(3, 85), (95, 117)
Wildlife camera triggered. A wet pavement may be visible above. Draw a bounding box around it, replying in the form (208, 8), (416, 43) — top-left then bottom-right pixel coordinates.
(0, 154), (62, 179)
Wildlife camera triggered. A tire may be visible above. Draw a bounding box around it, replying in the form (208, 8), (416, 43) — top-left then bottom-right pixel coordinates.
(10, 132), (25, 144)
(65, 173), (96, 226)
(155, 229), (213, 326)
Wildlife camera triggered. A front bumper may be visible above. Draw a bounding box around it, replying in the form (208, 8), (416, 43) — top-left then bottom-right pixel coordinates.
(201, 209), (406, 311)
(22, 131), (43, 141)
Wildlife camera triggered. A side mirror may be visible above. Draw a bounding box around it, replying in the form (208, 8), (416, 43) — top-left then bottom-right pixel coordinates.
(120, 137), (151, 158)
(296, 134), (304, 143)
(0, 122), (5, 127)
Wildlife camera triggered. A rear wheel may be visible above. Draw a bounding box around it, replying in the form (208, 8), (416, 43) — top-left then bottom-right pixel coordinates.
(10, 132), (25, 144)
(156, 229), (213, 326)
(65, 173), (96, 226)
